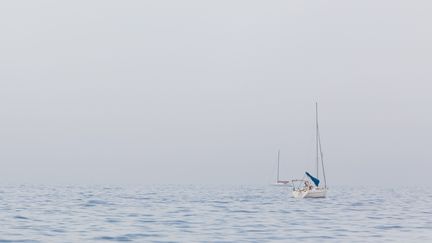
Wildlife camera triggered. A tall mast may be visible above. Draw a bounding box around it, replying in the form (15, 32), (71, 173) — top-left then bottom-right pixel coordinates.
(277, 149), (280, 182)
(315, 102), (319, 179)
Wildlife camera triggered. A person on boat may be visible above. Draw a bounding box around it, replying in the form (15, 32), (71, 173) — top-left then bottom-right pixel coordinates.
(304, 181), (313, 190)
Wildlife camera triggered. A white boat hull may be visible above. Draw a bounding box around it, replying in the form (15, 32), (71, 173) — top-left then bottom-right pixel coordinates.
(292, 188), (327, 198)
(272, 180), (291, 186)
(272, 183), (291, 187)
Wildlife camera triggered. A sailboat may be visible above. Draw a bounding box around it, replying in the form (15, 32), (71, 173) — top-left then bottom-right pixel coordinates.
(292, 102), (328, 198)
(273, 149), (290, 186)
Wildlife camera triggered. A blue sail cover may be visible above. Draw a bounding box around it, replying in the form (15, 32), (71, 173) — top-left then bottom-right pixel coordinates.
(305, 172), (320, 186)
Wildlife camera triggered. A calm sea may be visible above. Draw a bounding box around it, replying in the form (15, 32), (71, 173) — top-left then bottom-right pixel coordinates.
(0, 185), (431, 242)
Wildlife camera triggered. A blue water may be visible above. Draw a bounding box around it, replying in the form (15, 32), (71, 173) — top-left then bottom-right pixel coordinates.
(0, 185), (431, 242)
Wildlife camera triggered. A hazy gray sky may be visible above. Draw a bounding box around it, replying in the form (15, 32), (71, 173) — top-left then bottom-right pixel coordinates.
(1, 1), (431, 186)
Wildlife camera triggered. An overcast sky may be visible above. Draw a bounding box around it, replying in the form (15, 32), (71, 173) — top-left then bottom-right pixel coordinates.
(0, 1), (431, 186)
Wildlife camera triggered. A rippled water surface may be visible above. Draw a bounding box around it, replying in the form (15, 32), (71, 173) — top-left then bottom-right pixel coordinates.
(0, 185), (431, 242)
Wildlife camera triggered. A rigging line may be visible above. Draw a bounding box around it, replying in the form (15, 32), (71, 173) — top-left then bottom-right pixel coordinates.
(317, 127), (327, 188)
(277, 149), (280, 182)
(315, 102), (319, 179)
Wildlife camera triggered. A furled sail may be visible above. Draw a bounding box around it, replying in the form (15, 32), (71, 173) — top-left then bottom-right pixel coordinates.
(305, 172), (320, 186)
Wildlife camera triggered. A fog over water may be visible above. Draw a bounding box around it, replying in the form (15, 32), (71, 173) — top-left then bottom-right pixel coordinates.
(0, 1), (431, 186)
